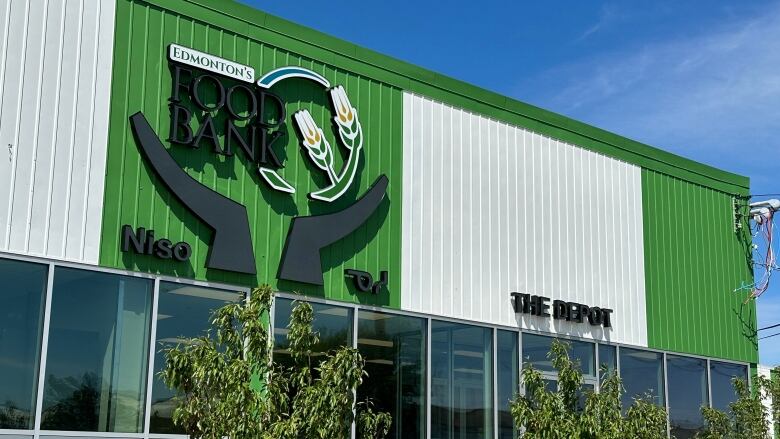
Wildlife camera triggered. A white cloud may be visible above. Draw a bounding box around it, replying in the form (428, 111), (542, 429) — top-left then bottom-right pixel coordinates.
(516, 3), (780, 182)
(577, 4), (620, 41)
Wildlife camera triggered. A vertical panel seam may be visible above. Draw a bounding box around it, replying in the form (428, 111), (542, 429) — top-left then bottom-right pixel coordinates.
(40, 0), (67, 256)
(58, 0), (85, 257)
(0, 0), (14, 247)
(21, 0), (51, 253)
(81, 0), (109, 263)
(1, 0), (30, 249)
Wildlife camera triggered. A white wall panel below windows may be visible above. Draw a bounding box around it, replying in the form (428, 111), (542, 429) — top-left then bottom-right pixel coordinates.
(758, 365), (775, 438)
(0, 0), (115, 265)
(401, 93), (647, 347)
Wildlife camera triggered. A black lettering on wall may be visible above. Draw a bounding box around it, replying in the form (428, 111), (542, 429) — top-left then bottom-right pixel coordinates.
(121, 225), (145, 253)
(511, 292), (614, 329)
(169, 104), (194, 145)
(121, 224), (192, 263)
(166, 63), (286, 169)
(345, 269), (389, 295)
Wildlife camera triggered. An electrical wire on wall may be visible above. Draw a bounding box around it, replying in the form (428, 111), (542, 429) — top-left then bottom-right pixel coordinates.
(734, 198), (779, 302)
(745, 199), (780, 340)
(750, 207), (774, 300)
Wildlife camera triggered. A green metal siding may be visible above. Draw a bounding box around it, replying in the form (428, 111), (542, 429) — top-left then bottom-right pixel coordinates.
(642, 169), (757, 363)
(134, 0), (749, 195)
(99, 0), (403, 307)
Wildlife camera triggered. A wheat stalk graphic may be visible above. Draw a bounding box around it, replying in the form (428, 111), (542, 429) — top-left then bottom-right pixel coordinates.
(293, 85), (364, 202)
(294, 110), (338, 184)
(330, 85), (362, 153)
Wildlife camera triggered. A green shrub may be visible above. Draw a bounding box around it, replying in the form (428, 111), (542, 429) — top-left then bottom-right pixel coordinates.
(510, 339), (667, 439)
(161, 285), (390, 439)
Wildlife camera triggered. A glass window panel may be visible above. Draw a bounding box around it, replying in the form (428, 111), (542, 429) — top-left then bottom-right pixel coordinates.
(522, 334), (594, 376)
(598, 344), (617, 379)
(431, 321), (493, 439)
(497, 330), (518, 439)
(709, 361), (747, 413)
(41, 268), (153, 433)
(535, 380), (592, 412)
(522, 334), (555, 372)
(570, 340), (595, 377)
(667, 355), (708, 439)
(357, 311), (426, 439)
(0, 258), (48, 430)
(619, 348), (665, 408)
(150, 283), (243, 434)
(577, 383), (595, 412)
(273, 298), (353, 367)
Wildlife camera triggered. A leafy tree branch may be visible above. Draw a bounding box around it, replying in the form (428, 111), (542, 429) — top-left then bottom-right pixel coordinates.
(161, 284), (390, 439)
(510, 339), (667, 439)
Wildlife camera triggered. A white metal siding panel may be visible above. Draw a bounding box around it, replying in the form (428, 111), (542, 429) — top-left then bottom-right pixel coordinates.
(758, 365), (775, 438)
(0, 0), (115, 264)
(401, 93), (647, 347)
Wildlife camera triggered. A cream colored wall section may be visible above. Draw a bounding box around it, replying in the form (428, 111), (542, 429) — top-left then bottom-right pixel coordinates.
(401, 93), (647, 346)
(0, 0), (115, 264)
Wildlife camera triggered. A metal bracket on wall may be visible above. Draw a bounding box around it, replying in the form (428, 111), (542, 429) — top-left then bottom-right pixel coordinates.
(733, 197), (744, 233)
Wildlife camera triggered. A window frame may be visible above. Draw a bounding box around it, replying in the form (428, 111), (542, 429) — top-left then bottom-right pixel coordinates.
(707, 359), (750, 412)
(0, 257), (49, 431)
(41, 265), (155, 433)
(0, 252), (754, 439)
(350, 308), (428, 439)
(148, 280), (246, 435)
(0, 252), (249, 439)
(520, 332), (599, 394)
(665, 354), (710, 438)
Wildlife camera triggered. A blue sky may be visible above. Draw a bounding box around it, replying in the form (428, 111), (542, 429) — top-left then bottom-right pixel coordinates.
(241, 0), (780, 365)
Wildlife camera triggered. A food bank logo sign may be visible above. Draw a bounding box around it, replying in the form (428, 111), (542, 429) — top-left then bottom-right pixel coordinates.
(166, 44), (363, 202)
(128, 44), (387, 285)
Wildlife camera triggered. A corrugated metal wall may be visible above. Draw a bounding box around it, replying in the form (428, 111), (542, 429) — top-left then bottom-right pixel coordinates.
(642, 170), (757, 362)
(0, 0), (115, 264)
(99, 0), (403, 306)
(401, 93), (647, 346)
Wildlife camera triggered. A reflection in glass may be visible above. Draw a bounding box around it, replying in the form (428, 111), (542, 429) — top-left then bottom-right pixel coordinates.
(523, 334), (555, 372)
(667, 355), (708, 439)
(431, 321), (493, 439)
(620, 348), (665, 408)
(710, 361), (747, 413)
(273, 298), (353, 367)
(539, 379), (558, 394)
(41, 268), (152, 432)
(150, 283), (243, 434)
(357, 311), (426, 439)
(577, 383), (595, 411)
(570, 339), (596, 377)
(497, 330), (518, 439)
(598, 344), (617, 379)
(522, 334), (595, 376)
(0, 258), (48, 429)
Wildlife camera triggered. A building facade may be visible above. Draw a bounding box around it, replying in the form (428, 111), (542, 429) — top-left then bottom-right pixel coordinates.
(0, 0), (761, 438)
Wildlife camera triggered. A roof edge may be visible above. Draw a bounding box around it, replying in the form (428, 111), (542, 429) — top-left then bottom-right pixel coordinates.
(141, 0), (750, 194)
